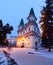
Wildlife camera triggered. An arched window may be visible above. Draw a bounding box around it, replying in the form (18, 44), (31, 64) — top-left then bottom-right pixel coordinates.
(29, 27), (30, 31)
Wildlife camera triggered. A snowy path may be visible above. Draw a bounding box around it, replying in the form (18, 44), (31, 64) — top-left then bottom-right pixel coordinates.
(0, 48), (53, 65)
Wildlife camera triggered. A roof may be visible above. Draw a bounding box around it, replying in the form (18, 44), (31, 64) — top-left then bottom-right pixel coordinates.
(27, 8), (37, 20)
(19, 18), (24, 26)
(29, 8), (35, 16)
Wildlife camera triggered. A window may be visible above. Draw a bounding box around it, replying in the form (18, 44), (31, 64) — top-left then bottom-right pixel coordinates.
(29, 27), (30, 31)
(23, 31), (25, 34)
(34, 27), (36, 31)
(28, 37), (30, 39)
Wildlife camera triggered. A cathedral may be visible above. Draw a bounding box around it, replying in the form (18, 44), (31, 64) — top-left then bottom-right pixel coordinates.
(16, 8), (41, 48)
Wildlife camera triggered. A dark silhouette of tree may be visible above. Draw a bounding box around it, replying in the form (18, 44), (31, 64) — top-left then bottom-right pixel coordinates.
(0, 20), (13, 46)
(40, 0), (53, 52)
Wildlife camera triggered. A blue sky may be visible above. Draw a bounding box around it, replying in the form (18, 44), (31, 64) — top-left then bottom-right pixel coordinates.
(0, 0), (45, 36)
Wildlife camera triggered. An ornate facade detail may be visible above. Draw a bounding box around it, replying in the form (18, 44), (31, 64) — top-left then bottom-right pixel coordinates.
(16, 8), (41, 48)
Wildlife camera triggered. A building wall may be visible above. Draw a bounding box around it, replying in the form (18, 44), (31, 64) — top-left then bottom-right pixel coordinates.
(17, 22), (41, 48)
(29, 25), (35, 31)
(18, 25), (35, 36)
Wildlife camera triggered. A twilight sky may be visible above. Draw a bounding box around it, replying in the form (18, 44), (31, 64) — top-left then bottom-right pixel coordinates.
(0, 0), (45, 36)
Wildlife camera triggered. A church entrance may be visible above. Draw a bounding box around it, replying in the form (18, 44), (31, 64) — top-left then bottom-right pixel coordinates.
(21, 43), (24, 48)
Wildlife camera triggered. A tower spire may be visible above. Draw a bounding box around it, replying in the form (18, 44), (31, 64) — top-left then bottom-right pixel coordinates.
(29, 8), (35, 16)
(27, 8), (37, 22)
(18, 18), (24, 30)
(19, 18), (24, 26)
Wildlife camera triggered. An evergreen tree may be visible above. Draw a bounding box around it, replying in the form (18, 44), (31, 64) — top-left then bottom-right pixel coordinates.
(40, 0), (53, 51)
(0, 20), (13, 46)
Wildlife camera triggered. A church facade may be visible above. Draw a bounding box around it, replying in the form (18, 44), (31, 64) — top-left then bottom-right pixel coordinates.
(16, 8), (41, 48)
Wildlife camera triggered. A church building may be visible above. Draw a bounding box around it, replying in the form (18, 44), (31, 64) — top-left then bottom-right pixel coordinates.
(16, 8), (41, 48)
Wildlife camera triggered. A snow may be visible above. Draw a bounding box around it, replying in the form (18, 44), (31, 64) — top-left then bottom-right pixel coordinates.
(0, 51), (7, 65)
(0, 49), (18, 65)
(28, 48), (53, 59)
(0, 48), (53, 65)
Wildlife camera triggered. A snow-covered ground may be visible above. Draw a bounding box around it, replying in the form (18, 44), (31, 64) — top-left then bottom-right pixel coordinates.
(28, 48), (53, 59)
(0, 50), (8, 65)
(0, 49), (18, 65)
(0, 47), (53, 65)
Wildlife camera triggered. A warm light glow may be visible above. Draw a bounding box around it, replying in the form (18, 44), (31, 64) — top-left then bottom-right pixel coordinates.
(40, 28), (43, 34)
(16, 37), (28, 47)
(40, 22), (44, 25)
(42, 15), (45, 17)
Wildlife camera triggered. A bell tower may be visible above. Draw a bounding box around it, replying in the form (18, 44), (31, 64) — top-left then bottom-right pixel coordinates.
(27, 8), (37, 22)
